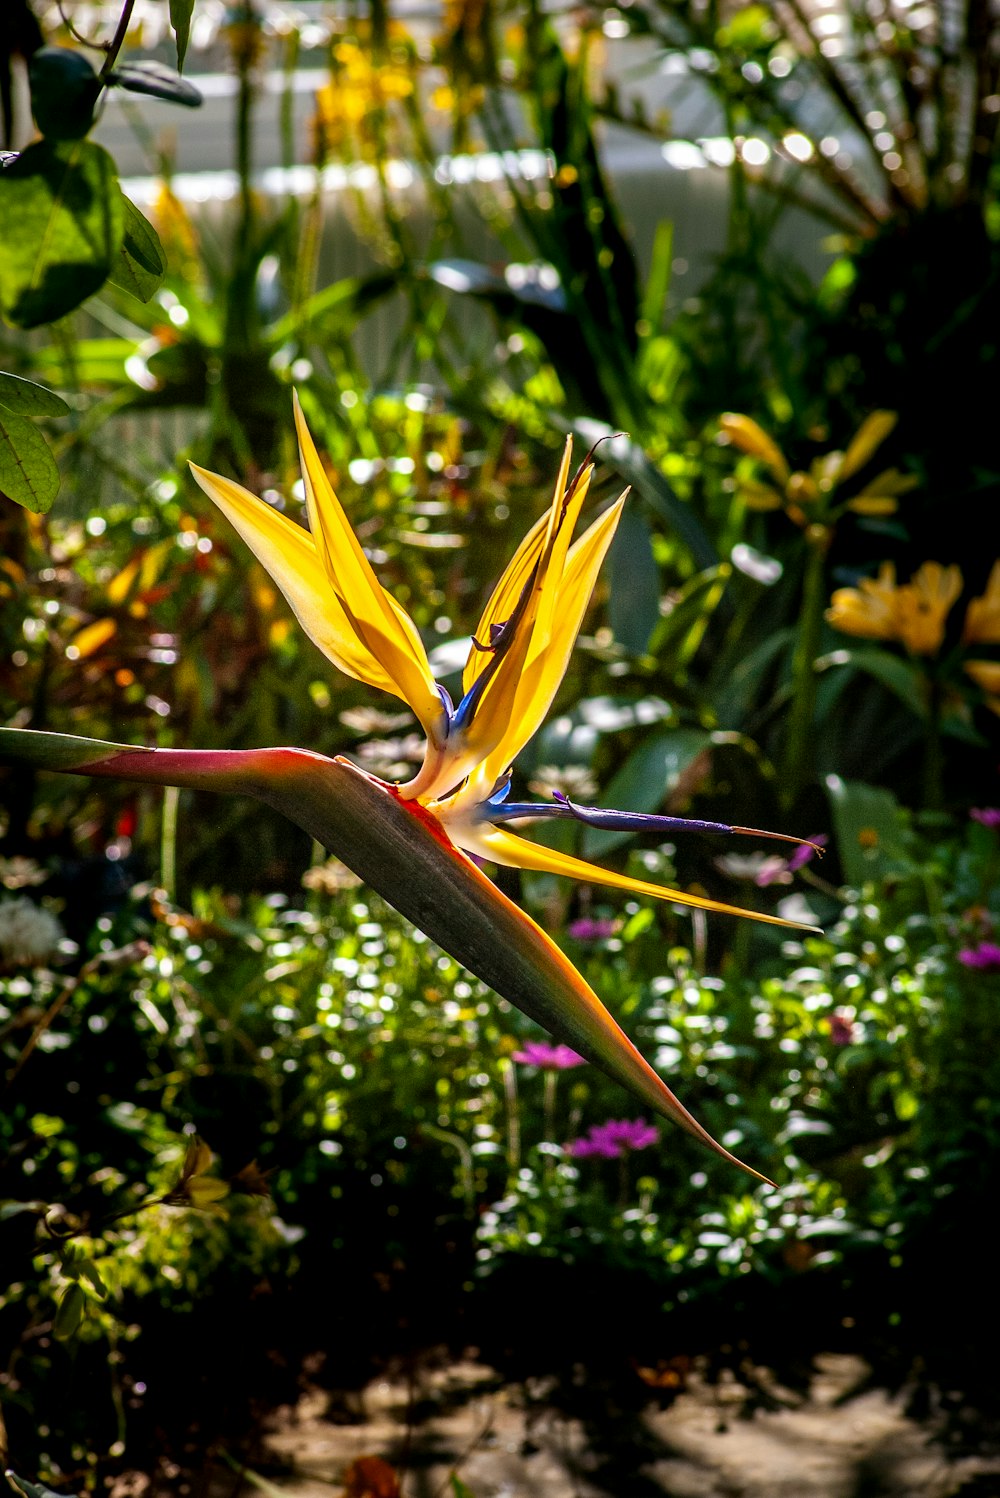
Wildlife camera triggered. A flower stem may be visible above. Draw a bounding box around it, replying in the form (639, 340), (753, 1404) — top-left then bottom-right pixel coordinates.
(781, 534), (829, 810)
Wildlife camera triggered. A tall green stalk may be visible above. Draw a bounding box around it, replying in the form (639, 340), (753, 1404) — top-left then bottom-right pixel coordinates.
(781, 531), (830, 810)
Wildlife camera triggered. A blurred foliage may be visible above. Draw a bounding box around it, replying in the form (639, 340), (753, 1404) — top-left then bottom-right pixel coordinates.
(1, 809), (999, 1481)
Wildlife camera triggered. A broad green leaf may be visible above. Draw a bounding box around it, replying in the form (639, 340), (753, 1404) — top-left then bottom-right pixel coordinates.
(53, 1281), (85, 1341)
(818, 646), (926, 718)
(608, 506), (660, 653)
(108, 61), (202, 107)
(169, 0), (195, 71)
(28, 46), (100, 141)
(5, 1474), (72, 1498)
(0, 140), (124, 328)
(106, 194), (167, 302)
(77, 1258), (109, 1299)
(649, 565), (731, 671)
(0, 411), (60, 512)
(824, 775), (910, 887)
(0, 371), (69, 417)
(28, 338), (139, 387)
(583, 728), (712, 857)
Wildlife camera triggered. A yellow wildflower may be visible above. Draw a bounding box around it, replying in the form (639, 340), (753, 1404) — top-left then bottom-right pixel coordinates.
(894, 562), (963, 656)
(963, 561), (1000, 645)
(722, 410), (916, 530)
(825, 562), (900, 641)
(162, 1138), (230, 1213)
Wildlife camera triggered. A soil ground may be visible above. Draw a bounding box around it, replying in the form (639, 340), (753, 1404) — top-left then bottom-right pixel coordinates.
(216, 1355), (1000, 1498)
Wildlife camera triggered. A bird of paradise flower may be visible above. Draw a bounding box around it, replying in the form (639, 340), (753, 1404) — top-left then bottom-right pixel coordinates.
(0, 399), (822, 1184)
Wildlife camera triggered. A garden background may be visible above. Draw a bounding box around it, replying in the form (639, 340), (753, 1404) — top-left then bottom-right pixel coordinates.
(1, 0), (1000, 1493)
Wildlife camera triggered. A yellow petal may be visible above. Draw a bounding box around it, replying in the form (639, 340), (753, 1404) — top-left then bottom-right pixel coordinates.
(738, 479), (784, 511)
(187, 1176), (230, 1207)
(855, 466), (919, 499)
(292, 395), (444, 741)
(965, 658), (1000, 694)
(963, 560), (1000, 645)
(845, 496), (899, 516)
(431, 441), (597, 798)
(461, 825), (820, 932)
(838, 410), (897, 482)
(462, 508), (550, 697)
(457, 496), (626, 805)
(719, 413), (790, 484)
(189, 463), (408, 701)
(895, 561), (962, 656)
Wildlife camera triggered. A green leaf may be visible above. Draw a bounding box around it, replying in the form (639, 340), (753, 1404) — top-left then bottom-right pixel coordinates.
(107, 61), (202, 107)
(450, 1480), (477, 1498)
(608, 507), (660, 653)
(53, 1281), (86, 1341)
(582, 728), (712, 857)
(649, 565), (731, 671)
(0, 411), (60, 513)
(570, 421), (720, 575)
(77, 1258), (109, 1300)
(824, 775), (910, 887)
(0, 372), (69, 417)
(106, 194), (167, 302)
(0, 1200), (46, 1221)
(5, 1473), (72, 1498)
(818, 646), (926, 718)
(169, 0), (195, 71)
(0, 140), (124, 328)
(28, 46), (101, 141)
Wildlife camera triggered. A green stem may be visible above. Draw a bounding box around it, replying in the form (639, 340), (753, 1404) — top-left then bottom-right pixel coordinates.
(161, 783), (179, 900)
(781, 535), (829, 810)
(99, 0), (137, 79)
(502, 1058), (521, 1179)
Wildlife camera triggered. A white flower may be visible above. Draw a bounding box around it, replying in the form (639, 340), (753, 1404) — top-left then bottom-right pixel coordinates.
(0, 896), (64, 968)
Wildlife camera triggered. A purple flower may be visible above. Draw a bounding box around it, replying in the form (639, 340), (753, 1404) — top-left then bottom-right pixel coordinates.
(511, 1041), (586, 1070)
(827, 1012), (857, 1046)
(970, 808), (1000, 829)
(755, 834), (828, 888)
(565, 1117), (660, 1159)
(958, 941), (1000, 971)
(566, 917), (618, 943)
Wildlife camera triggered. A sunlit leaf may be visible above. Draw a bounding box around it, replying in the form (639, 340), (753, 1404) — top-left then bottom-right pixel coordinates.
(52, 1282), (85, 1341)
(169, 0), (195, 71)
(69, 618), (117, 658)
(0, 140), (123, 328)
(608, 506), (660, 653)
(0, 371), (69, 418)
(0, 411), (60, 512)
(106, 194), (167, 302)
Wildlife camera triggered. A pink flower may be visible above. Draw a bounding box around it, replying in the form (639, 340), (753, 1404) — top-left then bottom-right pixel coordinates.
(826, 1012), (858, 1045)
(566, 917), (618, 943)
(970, 808), (1000, 829)
(755, 834), (828, 888)
(958, 941), (1000, 971)
(566, 1117), (660, 1158)
(511, 1041), (586, 1070)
